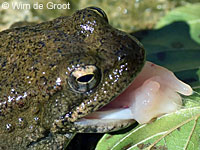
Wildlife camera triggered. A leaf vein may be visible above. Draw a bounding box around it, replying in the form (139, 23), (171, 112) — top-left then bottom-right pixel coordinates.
(147, 113), (200, 150)
(127, 131), (168, 150)
(184, 116), (198, 150)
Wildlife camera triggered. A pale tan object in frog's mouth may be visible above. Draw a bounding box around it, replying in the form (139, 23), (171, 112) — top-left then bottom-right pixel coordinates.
(85, 61), (193, 124)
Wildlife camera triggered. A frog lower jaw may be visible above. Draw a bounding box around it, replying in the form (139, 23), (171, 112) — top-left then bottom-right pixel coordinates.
(82, 61), (193, 124)
(74, 118), (135, 132)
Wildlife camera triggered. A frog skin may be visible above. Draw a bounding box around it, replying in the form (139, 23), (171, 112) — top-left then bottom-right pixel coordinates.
(0, 7), (145, 149)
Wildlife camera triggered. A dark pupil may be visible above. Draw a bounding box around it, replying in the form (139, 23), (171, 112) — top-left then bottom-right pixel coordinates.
(77, 74), (94, 83)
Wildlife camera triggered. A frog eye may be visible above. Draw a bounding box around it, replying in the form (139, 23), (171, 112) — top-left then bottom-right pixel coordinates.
(68, 65), (101, 93)
(88, 7), (108, 23)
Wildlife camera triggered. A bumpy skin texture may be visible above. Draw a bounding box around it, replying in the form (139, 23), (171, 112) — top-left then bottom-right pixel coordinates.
(0, 8), (145, 149)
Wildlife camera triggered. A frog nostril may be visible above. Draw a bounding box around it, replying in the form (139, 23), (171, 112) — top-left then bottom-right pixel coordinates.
(87, 6), (108, 23)
(77, 74), (94, 83)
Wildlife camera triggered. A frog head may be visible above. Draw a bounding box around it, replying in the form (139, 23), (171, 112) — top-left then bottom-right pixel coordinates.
(47, 7), (145, 133)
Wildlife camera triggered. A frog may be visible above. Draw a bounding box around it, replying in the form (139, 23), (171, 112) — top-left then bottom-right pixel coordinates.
(0, 7), (145, 150)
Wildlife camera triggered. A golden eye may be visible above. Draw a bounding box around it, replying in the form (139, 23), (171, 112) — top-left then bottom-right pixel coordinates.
(88, 7), (108, 23)
(68, 65), (101, 93)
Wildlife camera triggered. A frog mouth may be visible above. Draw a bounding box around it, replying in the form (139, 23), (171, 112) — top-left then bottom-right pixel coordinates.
(75, 61), (192, 131)
(76, 77), (139, 130)
(73, 82), (137, 132)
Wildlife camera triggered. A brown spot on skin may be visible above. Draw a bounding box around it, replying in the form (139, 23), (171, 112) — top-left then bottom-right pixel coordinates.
(123, 143), (132, 150)
(105, 135), (113, 140)
(151, 145), (168, 150)
(137, 143), (150, 149)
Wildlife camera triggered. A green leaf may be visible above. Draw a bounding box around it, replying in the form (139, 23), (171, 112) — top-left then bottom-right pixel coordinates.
(156, 3), (200, 44)
(183, 88), (200, 108)
(96, 107), (200, 150)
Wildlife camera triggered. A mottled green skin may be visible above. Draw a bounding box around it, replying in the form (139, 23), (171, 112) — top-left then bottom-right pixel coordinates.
(0, 8), (145, 149)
